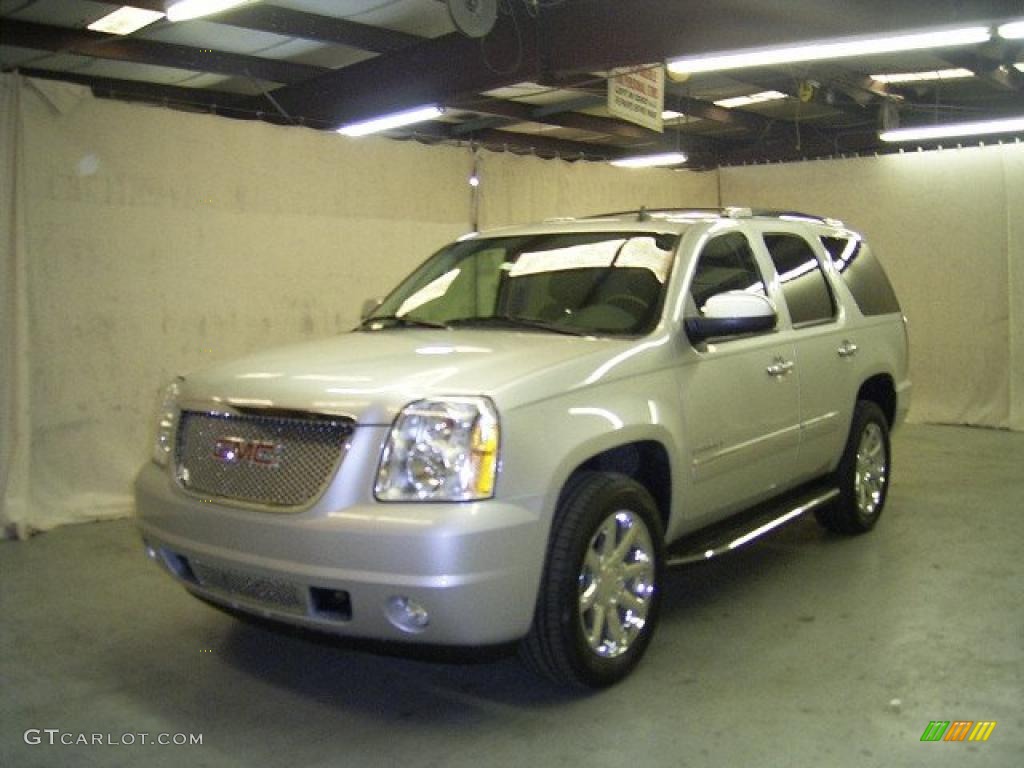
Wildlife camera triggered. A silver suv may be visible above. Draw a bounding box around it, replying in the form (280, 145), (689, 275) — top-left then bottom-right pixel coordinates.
(136, 208), (911, 687)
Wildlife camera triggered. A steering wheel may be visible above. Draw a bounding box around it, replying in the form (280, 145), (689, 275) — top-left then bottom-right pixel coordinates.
(604, 293), (650, 317)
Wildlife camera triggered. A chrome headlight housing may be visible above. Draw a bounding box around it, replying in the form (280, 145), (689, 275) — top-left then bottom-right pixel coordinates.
(152, 378), (183, 467)
(375, 397), (500, 502)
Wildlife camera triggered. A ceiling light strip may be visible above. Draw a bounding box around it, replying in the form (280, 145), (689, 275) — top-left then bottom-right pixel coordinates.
(337, 105), (445, 137)
(667, 26), (991, 75)
(879, 116), (1024, 142)
(998, 20), (1024, 39)
(714, 90), (788, 109)
(610, 152), (688, 168)
(870, 69), (974, 84)
(165, 0), (253, 23)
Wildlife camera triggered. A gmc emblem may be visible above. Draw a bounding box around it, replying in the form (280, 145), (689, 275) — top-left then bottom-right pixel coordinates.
(212, 437), (283, 469)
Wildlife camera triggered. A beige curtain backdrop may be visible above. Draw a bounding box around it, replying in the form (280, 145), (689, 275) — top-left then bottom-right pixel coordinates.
(2, 73), (1019, 536)
(0, 75), (716, 536)
(719, 146), (1024, 432)
(1, 75), (33, 539)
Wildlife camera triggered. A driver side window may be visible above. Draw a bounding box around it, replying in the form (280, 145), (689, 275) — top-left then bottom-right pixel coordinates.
(688, 232), (767, 313)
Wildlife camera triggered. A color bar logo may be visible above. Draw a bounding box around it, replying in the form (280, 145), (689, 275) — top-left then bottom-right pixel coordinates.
(920, 721), (997, 742)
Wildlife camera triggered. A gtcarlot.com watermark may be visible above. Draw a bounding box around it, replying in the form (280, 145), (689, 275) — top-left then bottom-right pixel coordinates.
(24, 729), (202, 747)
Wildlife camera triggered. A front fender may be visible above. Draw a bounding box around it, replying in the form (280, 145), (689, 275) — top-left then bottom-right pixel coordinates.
(497, 367), (682, 540)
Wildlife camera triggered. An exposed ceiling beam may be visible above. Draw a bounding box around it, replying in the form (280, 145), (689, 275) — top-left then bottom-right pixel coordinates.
(531, 94), (605, 118)
(450, 115), (513, 136)
(450, 94), (728, 165)
(664, 88), (775, 133)
(724, 68), (884, 120)
(460, 98), (664, 141)
(246, 10), (542, 128)
(407, 123), (631, 162)
(0, 20), (326, 84)
(411, 122), (720, 168)
(940, 50), (1024, 91)
(17, 67), (262, 118)
(124, 1), (422, 53)
(449, 94), (608, 137)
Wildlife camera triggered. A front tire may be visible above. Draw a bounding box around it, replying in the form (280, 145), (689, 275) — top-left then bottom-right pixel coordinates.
(816, 400), (891, 534)
(520, 472), (664, 688)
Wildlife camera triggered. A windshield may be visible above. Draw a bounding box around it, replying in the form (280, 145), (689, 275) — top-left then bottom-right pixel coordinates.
(364, 231), (680, 337)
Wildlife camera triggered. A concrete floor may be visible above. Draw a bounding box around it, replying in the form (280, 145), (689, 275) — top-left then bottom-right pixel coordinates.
(1, 424), (1021, 767)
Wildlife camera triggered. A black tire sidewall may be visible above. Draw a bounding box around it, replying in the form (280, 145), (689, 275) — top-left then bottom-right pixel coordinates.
(552, 474), (665, 687)
(838, 401), (891, 531)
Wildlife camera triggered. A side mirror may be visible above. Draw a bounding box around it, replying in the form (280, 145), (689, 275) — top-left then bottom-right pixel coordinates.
(685, 292), (776, 343)
(360, 298), (382, 321)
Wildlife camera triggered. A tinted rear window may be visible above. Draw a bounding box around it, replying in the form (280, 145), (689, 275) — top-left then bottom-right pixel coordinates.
(762, 233), (836, 326)
(821, 236), (901, 316)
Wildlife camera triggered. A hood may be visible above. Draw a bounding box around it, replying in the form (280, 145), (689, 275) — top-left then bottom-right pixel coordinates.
(180, 329), (649, 424)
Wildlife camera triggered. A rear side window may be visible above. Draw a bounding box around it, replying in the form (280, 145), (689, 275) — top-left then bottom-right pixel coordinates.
(821, 236), (901, 316)
(762, 233), (836, 326)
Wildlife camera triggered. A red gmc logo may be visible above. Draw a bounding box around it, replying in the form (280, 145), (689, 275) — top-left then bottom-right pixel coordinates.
(212, 437), (282, 468)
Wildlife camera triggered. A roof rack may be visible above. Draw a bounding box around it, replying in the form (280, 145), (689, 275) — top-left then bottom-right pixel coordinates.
(581, 207), (844, 227)
(582, 208), (723, 220)
(745, 208), (845, 226)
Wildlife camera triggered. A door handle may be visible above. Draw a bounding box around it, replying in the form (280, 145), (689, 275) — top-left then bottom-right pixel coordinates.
(837, 340), (859, 358)
(766, 358), (794, 377)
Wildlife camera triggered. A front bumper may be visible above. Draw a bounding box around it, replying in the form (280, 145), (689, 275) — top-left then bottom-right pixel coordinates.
(134, 462), (547, 646)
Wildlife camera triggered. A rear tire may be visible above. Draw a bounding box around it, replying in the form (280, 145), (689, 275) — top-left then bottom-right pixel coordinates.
(520, 472), (664, 688)
(816, 400), (891, 535)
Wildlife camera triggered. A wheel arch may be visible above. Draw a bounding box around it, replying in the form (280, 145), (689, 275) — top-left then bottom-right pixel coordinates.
(857, 373), (897, 427)
(559, 439), (673, 536)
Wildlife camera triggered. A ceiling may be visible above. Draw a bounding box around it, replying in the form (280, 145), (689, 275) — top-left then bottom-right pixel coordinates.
(2, 0), (1023, 169)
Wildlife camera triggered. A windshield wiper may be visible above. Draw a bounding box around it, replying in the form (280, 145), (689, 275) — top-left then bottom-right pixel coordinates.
(447, 315), (586, 337)
(359, 315), (449, 330)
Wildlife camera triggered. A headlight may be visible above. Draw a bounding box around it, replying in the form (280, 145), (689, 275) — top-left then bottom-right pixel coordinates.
(375, 397), (499, 502)
(152, 378), (183, 467)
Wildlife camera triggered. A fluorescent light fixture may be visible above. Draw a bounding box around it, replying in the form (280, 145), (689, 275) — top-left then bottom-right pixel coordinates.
(610, 152), (688, 168)
(337, 105), (444, 137)
(879, 115), (1024, 142)
(1016, 63), (1024, 73)
(165, 0), (253, 23)
(998, 20), (1024, 39)
(88, 7), (164, 35)
(667, 25), (991, 75)
(714, 90), (788, 109)
(662, 110), (686, 120)
(871, 68), (974, 83)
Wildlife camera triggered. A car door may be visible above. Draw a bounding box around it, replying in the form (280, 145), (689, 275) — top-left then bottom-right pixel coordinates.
(756, 228), (853, 480)
(678, 228), (801, 522)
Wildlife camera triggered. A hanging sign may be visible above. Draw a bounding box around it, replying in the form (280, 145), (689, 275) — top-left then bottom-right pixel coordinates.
(607, 65), (665, 133)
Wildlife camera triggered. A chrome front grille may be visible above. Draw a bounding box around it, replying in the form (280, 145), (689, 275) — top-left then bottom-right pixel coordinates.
(175, 410), (353, 509)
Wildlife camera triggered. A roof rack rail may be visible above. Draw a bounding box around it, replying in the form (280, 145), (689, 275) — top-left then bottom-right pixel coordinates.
(746, 208), (833, 224)
(581, 207), (844, 227)
(582, 208), (725, 220)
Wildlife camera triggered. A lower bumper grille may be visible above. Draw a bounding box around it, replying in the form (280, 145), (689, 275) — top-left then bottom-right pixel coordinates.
(190, 560), (305, 613)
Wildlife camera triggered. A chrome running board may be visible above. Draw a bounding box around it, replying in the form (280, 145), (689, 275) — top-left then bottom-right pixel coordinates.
(665, 486), (839, 568)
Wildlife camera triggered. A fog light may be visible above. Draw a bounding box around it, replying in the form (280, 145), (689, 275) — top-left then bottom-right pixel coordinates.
(143, 540), (157, 560)
(385, 595), (430, 633)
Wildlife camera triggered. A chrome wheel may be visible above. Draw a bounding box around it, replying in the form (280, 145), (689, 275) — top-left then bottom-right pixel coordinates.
(578, 510), (656, 658)
(815, 400), (891, 536)
(855, 422), (888, 517)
